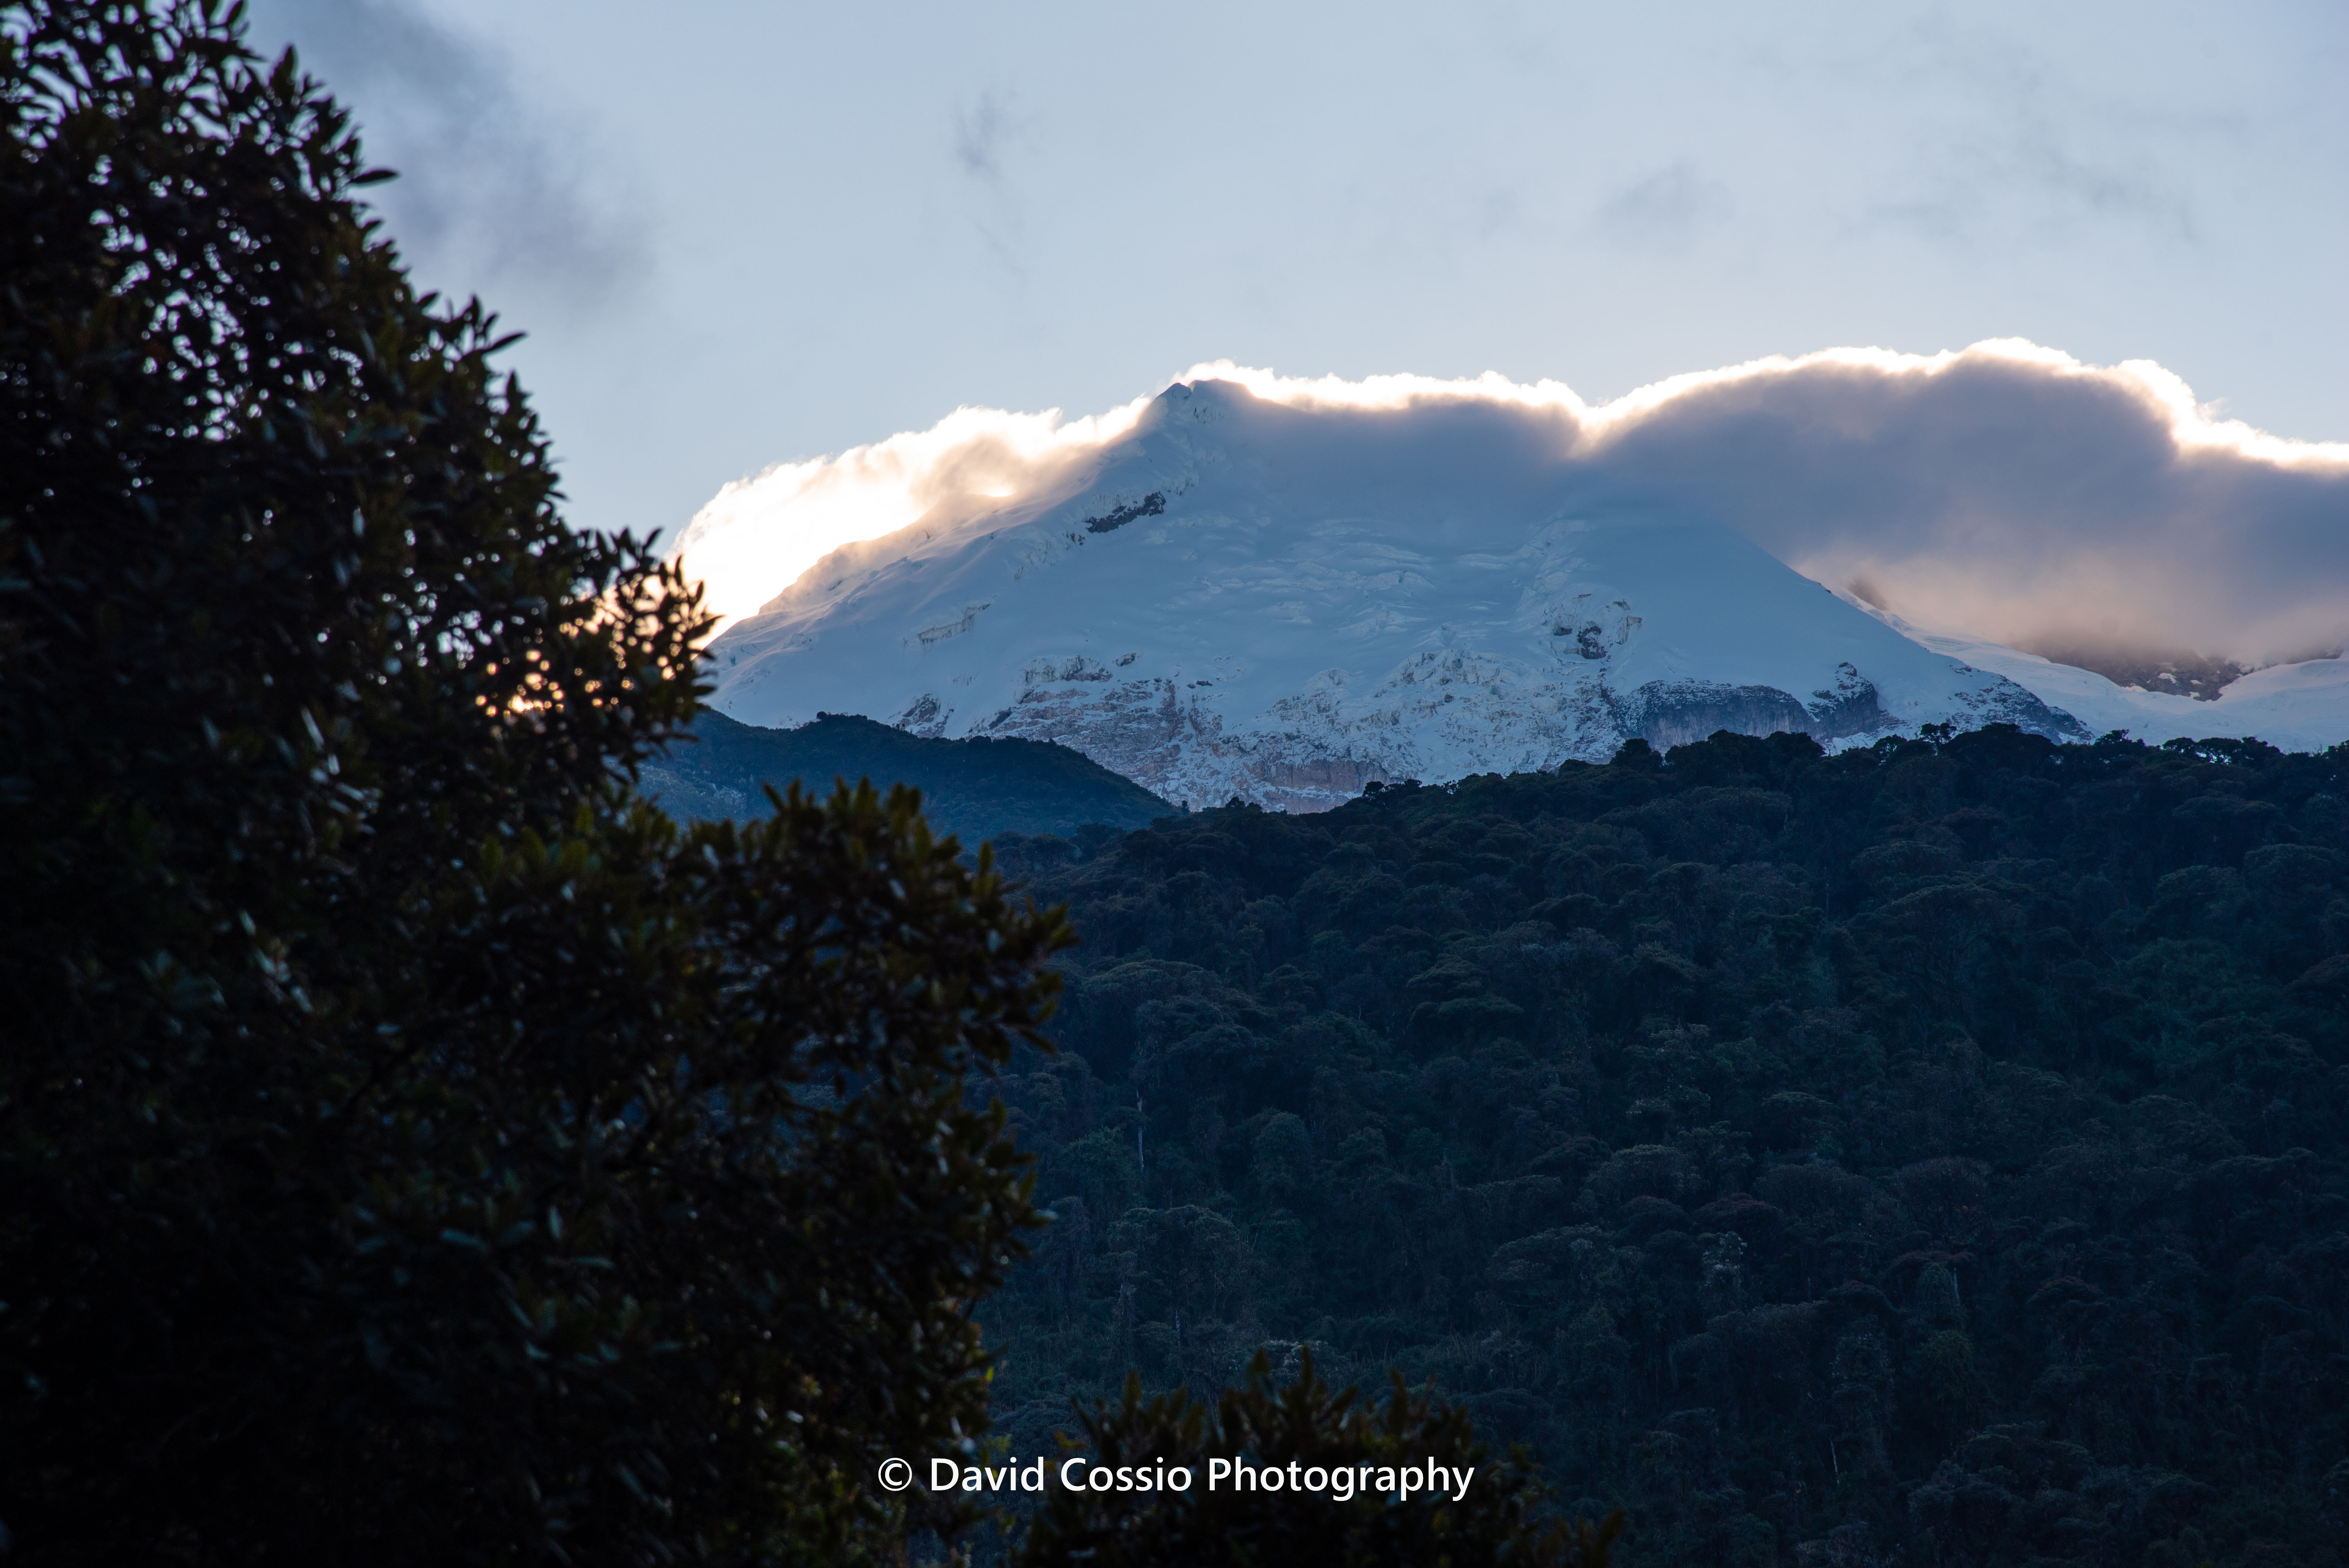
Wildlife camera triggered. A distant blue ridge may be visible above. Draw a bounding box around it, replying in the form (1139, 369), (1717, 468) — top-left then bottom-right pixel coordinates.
(641, 709), (1173, 850)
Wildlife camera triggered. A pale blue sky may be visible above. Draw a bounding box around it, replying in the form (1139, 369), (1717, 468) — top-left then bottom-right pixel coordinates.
(244, 0), (2347, 547)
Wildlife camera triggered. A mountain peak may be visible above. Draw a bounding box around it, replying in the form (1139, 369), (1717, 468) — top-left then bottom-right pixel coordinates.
(704, 394), (2083, 810)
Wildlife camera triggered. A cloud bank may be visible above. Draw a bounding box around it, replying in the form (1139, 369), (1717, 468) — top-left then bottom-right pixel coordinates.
(246, 0), (647, 309)
(676, 342), (2349, 666)
(672, 399), (1153, 627)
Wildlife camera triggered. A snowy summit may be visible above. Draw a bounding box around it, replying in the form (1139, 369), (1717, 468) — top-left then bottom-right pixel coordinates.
(701, 378), (2090, 811)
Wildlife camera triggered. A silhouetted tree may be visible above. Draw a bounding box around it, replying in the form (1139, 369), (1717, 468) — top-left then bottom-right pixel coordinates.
(0, 2), (1066, 1561)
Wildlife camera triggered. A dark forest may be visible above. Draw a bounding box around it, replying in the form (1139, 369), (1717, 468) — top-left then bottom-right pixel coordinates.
(973, 725), (2349, 1568)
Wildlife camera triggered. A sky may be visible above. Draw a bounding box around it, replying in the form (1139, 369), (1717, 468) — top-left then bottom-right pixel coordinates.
(242, 0), (2346, 610)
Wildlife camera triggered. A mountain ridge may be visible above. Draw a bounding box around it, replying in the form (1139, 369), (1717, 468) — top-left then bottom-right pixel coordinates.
(639, 710), (1174, 843)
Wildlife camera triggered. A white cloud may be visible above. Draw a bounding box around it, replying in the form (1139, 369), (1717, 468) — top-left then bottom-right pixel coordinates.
(1595, 161), (1733, 250)
(671, 397), (1154, 628)
(1576, 340), (2349, 665)
(674, 341), (2349, 664)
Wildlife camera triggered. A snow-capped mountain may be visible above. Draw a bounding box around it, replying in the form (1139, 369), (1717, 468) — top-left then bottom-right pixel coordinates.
(1855, 603), (2349, 756)
(703, 379), (2089, 811)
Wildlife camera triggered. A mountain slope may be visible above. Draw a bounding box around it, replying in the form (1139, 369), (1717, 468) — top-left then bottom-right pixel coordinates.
(705, 380), (2082, 811)
(640, 711), (1174, 843)
(1855, 599), (2349, 753)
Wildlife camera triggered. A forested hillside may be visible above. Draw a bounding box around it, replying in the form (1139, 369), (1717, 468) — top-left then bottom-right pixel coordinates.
(976, 725), (2349, 1568)
(642, 711), (1172, 843)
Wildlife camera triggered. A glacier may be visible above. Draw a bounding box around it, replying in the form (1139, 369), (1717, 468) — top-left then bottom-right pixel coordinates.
(704, 378), (2098, 811)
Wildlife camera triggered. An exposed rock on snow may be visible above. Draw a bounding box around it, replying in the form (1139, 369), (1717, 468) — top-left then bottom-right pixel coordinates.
(706, 380), (2092, 811)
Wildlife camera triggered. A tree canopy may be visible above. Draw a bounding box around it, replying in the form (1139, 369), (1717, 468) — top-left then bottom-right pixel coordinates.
(1018, 1353), (1609, 1568)
(1, 2), (1066, 1561)
(977, 725), (2349, 1568)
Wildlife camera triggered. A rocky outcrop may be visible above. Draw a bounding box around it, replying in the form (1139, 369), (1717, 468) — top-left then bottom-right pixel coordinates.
(1941, 666), (2091, 741)
(1613, 680), (1820, 750)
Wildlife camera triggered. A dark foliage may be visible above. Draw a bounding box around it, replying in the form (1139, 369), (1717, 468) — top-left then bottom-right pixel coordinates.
(1017, 1353), (1591, 1568)
(644, 710), (1174, 845)
(0, 3), (1065, 1561)
(981, 725), (2349, 1568)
